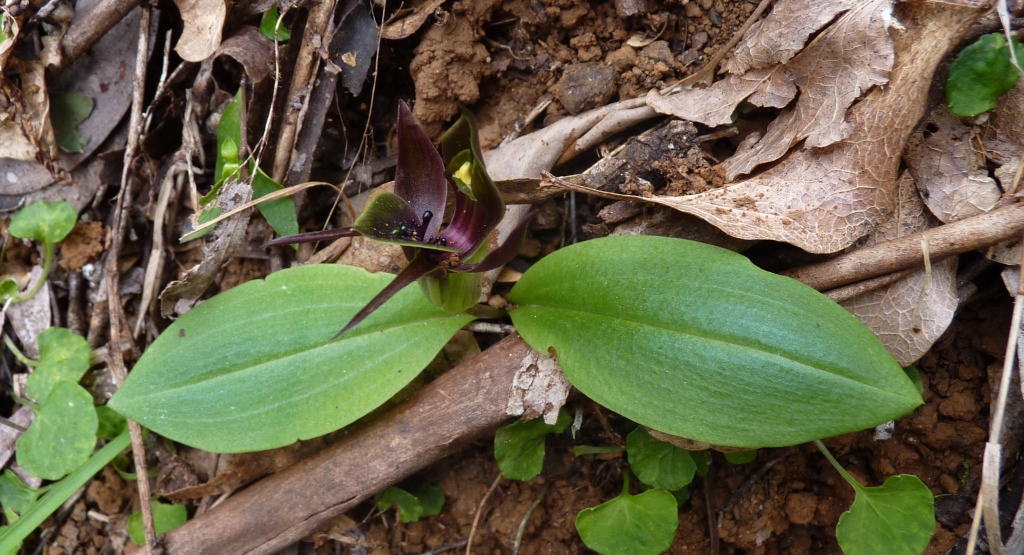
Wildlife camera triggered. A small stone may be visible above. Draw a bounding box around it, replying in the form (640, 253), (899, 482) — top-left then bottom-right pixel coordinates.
(641, 40), (674, 65)
(684, 2), (703, 18)
(553, 62), (617, 115)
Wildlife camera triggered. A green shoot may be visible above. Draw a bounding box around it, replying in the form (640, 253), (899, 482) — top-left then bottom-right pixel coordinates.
(6, 200), (77, 303)
(494, 409), (571, 481)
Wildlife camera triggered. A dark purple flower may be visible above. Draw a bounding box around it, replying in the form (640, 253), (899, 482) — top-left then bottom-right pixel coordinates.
(266, 102), (533, 335)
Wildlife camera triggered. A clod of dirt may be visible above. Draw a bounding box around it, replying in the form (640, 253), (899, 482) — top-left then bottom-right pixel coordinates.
(552, 62), (617, 115)
(57, 221), (104, 271)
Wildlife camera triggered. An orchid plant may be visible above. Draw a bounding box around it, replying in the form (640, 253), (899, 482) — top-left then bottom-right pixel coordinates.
(267, 102), (532, 335)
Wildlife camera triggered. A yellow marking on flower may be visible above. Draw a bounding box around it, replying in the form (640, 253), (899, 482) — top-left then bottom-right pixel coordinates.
(453, 161), (473, 187)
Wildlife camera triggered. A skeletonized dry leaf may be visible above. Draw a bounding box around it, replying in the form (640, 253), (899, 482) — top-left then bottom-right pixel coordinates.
(173, 0), (226, 62)
(840, 173), (957, 366)
(159, 179), (251, 317)
(629, 2), (986, 253)
(904, 106), (1000, 223)
(981, 79), (1024, 263)
(722, 0), (862, 74)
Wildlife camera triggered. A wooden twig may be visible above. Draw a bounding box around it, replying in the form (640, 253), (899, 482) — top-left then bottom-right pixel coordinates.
(782, 202), (1024, 291)
(106, 3), (156, 551)
(52, 0), (143, 74)
(143, 334), (534, 555)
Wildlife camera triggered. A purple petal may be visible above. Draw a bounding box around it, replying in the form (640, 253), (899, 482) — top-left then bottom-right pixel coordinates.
(335, 254), (440, 338)
(351, 191), (457, 252)
(263, 227), (361, 248)
(453, 211), (536, 273)
(395, 101), (447, 241)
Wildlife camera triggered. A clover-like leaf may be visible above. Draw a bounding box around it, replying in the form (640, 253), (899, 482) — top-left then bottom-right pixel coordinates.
(627, 428), (697, 491)
(576, 482), (678, 555)
(17, 381), (98, 480)
(95, 405), (128, 440)
(9, 200), (77, 245)
(947, 33), (1024, 116)
(836, 475), (935, 555)
(25, 327), (91, 404)
(109, 264), (472, 453)
(375, 485), (445, 523)
(127, 500), (188, 545)
(509, 236), (922, 448)
(494, 409), (571, 481)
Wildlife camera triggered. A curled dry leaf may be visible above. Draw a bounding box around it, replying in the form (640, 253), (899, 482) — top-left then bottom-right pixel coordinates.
(173, 0), (226, 62)
(215, 27), (275, 82)
(904, 106), (1000, 223)
(159, 179), (252, 318)
(839, 173), (957, 366)
(633, 1), (986, 254)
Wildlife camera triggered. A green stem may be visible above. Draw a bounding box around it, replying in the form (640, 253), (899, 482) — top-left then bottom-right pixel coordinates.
(0, 416), (27, 433)
(13, 241), (53, 304)
(621, 471), (631, 496)
(3, 333), (38, 368)
(814, 439), (864, 491)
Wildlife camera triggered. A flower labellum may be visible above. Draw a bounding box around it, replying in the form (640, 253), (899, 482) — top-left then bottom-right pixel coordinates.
(266, 102), (533, 335)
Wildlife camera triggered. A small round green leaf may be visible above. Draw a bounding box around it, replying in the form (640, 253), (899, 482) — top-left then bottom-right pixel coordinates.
(415, 485), (445, 518)
(108, 264), (472, 453)
(626, 428), (696, 491)
(576, 488), (678, 555)
(95, 405), (128, 440)
(376, 486), (426, 523)
(947, 33), (1024, 117)
(494, 410), (571, 481)
(509, 236), (922, 448)
(25, 327), (91, 403)
(127, 500), (188, 545)
(0, 279), (18, 301)
(0, 470), (46, 519)
(16, 382), (98, 480)
(837, 474), (935, 555)
(9, 200), (77, 245)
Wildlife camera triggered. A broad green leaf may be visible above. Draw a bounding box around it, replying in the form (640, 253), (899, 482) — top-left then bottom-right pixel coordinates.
(0, 279), (17, 301)
(49, 92), (94, 152)
(95, 405), (129, 440)
(252, 168), (299, 245)
(9, 200), (77, 245)
(127, 500), (188, 545)
(724, 450), (757, 464)
(627, 428), (696, 491)
(0, 470), (46, 519)
(494, 409), (571, 481)
(509, 236), (922, 448)
(17, 382), (98, 480)
(25, 327), (91, 403)
(0, 432), (129, 555)
(576, 485), (677, 555)
(947, 33), (1024, 116)
(259, 5), (291, 42)
(837, 475), (935, 555)
(109, 264), (472, 453)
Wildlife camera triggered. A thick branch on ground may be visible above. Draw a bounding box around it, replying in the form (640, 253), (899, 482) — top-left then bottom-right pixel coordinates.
(783, 202), (1024, 291)
(148, 334), (534, 555)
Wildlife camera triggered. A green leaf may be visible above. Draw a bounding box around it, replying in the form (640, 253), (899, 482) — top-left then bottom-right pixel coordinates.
(17, 382), (99, 480)
(49, 92), (94, 152)
(0, 471), (46, 519)
(836, 475), (935, 555)
(95, 405), (129, 440)
(669, 486), (690, 506)
(692, 450), (708, 477)
(252, 168), (299, 246)
(576, 485), (678, 555)
(127, 500), (188, 545)
(724, 450), (757, 464)
(509, 236), (922, 448)
(494, 409), (571, 481)
(0, 279), (17, 301)
(25, 327), (91, 403)
(109, 264), (472, 453)
(0, 432), (129, 555)
(626, 428), (696, 491)
(215, 90), (243, 184)
(904, 366), (924, 397)
(259, 6), (291, 42)
(375, 485), (444, 523)
(9, 200), (77, 245)
(947, 33), (1024, 116)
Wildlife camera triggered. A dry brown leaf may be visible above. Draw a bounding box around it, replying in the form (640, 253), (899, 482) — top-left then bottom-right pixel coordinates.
(216, 27), (275, 82)
(0, 12), (20, 72)
(722, 0), (862, 74)
(984, 79), (1024, 190)
(173, 0), (226, 62)
(839, 173), (957, 366)
(633, 2), (985, 253)
(159, 179), (251, 318)
(647, 66), (793, 127)
(381, 0), (446, 40)
(904, 106), (1000, 223)
(0, 59), (57, 163)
